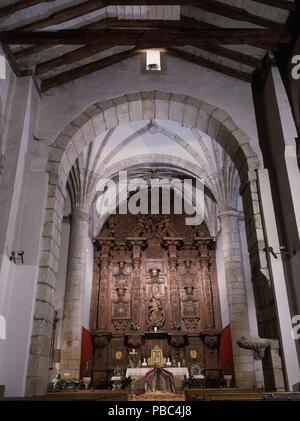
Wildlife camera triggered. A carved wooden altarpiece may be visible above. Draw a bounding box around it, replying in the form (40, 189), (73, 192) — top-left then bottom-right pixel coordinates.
(90, 213), (221, 387)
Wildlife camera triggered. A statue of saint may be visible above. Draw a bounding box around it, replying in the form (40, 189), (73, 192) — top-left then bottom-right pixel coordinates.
(149, 268), (160, 284)
(147, 284), (165, 328)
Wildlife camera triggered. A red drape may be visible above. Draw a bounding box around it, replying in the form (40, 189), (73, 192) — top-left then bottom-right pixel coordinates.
(80, 327), (92, 378)
(220, 325), (234, 376)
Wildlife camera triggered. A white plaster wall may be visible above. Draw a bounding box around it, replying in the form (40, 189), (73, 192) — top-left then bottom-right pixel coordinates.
(36, 55), (261, 161)
(0, 170), (49, 397)
(0, 79), (34, 376)
(0, 47), (15, 158)
(0, 71), (51, 396)
(0, 47), (11, 107)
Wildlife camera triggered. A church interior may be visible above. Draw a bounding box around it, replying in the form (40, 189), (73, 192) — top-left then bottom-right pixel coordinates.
(0, 0), (300, 402)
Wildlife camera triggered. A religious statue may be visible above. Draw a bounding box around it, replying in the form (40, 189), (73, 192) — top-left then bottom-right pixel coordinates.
(147, 284), (165, 329)
(149, 268), (161, 284)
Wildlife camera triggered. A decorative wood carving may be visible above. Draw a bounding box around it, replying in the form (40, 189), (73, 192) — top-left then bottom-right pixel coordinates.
(111, 261), (131, 325)
(126, 333), (144, 349)
(96, 238), (114, 330)
(93, 332), (112, 349)
(163, 238), (182, 328)
(127, 238), (146, 325)
(145, 268), (166, 330)
(91, 213), (222, 386)
(169, 333), (186, 349)
(200, 329), (221, 365)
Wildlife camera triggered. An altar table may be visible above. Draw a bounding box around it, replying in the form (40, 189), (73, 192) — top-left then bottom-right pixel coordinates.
(126, 367), (189, 378)
(126, 367), (189, 392)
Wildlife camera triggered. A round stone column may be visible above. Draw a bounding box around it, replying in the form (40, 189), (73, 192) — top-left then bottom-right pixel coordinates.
(60, 207), (90, 378)
(218, 209), (256, 388)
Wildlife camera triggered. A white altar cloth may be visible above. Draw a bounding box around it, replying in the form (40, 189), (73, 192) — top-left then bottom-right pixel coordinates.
(126, 367), (189, 379)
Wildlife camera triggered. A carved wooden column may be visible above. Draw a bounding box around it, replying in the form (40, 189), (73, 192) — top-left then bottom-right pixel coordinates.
(195, 238), (215, 329)
(163, 238), (182, 328)
(90, 246), (101, 332)
(92, 332), (112, 387)
(96, 237), (114, 331)
(127, 238), (146, 326)
(200, 329), (221, 387)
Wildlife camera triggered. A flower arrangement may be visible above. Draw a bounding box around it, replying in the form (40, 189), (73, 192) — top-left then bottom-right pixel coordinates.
(190, 362), (204, 376)
(49, 374), (81, 392)
(183, 375), (197, 389)
(129, 321), (141, 331)
(121, 375), (134, 391)
(172, 322), (181, 331)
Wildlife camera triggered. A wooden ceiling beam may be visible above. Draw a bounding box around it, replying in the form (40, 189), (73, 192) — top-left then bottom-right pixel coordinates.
(0, 0), (51, 18)
(35, 41), (261, 78)
(0, 29), (290, 47)
(99, 0), (285, 30)
(9, 0), (288, 33)
(35, 45), (113, 76)
(180, 15), (277, 50)
(13, 15), (111, 60)
(197, 45), (262, 68)
(40, 47), (138, 91)
(167, 47), (252, 83)
(191, 0), (286, 30)
(252, 0), (296, 12)
(16, 0), (106, 31)
(12, 17), (223, 60)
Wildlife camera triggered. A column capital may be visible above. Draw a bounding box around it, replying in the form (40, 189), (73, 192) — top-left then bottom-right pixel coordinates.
(71, 207), (90, 223)
(218, 209), (239, 219)
(126, 237), (148, 252)
(200, 255), (210, 267)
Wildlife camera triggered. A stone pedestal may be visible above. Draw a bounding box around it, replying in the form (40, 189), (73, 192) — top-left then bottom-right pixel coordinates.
(60, 208), (90, 378)
(219, 209), (256, 388)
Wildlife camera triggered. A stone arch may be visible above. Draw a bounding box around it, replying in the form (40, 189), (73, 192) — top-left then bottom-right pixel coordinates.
(26, 91), (268, 396)
(92, 154), (218, 237)
(48, 90), (265, 279)
(49, 91), (259, 191)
